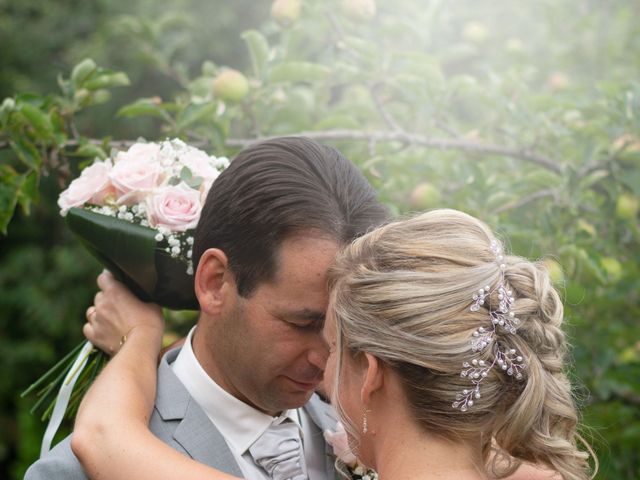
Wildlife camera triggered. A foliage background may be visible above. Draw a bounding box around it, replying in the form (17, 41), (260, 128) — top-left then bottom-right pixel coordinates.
(1, 0), (638, 478)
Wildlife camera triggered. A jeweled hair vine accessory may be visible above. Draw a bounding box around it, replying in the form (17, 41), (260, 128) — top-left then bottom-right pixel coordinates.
(452, 240), (526, 412)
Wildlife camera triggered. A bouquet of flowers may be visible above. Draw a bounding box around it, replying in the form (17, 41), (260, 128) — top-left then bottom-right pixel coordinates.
(22, 138), (229, 456)
(59, 138), (229, 308)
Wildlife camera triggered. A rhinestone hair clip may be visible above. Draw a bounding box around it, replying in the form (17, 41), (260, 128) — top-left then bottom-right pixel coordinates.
(452, 240), (526, 412)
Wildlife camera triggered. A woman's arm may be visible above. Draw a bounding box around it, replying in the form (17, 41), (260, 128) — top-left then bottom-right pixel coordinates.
(71, 272), (242, 480)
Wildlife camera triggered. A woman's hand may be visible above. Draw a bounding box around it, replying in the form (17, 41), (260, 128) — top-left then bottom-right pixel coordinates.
(83, 271), (164, 355)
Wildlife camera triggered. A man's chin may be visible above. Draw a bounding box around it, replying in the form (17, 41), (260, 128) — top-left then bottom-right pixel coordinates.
(272, 381), (316, 410)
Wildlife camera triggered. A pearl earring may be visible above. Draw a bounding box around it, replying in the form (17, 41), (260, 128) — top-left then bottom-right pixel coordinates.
(362, 408), (371, 434)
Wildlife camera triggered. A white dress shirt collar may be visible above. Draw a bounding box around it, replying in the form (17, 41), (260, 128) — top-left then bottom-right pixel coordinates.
(171, 326), (300, 455)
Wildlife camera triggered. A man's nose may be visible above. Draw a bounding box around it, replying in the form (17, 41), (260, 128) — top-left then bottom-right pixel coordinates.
(307, 334), (329, 370)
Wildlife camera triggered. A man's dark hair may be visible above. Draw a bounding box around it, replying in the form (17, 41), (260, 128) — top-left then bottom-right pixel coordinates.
(192, 136), (389, 297)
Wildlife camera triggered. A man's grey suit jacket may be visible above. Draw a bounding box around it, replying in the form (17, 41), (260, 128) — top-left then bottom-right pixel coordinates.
(24, 348), (338, 480)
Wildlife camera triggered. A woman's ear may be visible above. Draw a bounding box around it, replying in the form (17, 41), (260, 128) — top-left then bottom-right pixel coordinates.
(361, 353), (384, 404)
(194, 248), (234, 315)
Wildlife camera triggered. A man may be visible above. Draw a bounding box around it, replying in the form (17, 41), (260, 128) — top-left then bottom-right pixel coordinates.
(25, 136), (389, 479)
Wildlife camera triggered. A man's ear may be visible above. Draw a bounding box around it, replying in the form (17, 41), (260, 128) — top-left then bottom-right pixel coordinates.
(194, 248), (234, 315)
(361, 352), (384, 404)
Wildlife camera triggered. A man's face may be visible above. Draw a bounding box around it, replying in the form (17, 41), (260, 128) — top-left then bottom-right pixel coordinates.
(207, 234), (339, 415)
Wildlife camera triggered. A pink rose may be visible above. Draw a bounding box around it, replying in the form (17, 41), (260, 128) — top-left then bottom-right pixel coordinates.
(110, 143), (163, 204)
(146, 182), (202, 231)
(58, 160), (115, 215)
(323, 422), (357, 467)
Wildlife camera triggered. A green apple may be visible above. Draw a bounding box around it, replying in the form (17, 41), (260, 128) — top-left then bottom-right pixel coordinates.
(409, 183), (441, 210)
(600, 257), (623, 283)
(615, 193), (639, 221)
(341, 0), (377, 22)
(613, 134), (640, 167)
(212, 69), (249, 103)
(271, 0), (301, 27)
(543, 259), (564, 285)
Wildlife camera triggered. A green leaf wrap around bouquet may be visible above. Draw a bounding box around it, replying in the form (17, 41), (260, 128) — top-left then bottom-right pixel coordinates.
(66, 208), (198, 310)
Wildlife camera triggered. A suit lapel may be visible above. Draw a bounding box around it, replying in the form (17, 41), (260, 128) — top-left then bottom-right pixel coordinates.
(155, 349), (243, 477)
(173, 401), (243, 476)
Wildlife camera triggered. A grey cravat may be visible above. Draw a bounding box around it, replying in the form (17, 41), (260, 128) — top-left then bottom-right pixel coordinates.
(249, 420), (308, 480)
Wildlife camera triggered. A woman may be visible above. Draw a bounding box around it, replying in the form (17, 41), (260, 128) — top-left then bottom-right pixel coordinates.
(72, 209), (594, 479)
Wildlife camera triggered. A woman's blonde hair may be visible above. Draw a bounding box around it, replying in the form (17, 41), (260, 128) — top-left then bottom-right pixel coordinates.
(328, 209), (594, 480)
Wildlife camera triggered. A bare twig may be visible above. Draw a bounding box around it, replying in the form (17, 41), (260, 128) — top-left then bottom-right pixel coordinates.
(495, 188), (557, 213)
(225, 130), (564, 174)
(0, 130), (564, 173)
(433, 118), (462, 138)
(370, 83), (403, 132)
(576, 155), (615, 178)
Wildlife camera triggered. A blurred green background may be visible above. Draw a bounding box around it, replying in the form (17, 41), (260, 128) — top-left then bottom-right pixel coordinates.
(1, 0), (638, 478)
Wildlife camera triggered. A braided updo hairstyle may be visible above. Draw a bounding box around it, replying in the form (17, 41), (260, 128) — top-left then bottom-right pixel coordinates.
(328, 209), (594, 480)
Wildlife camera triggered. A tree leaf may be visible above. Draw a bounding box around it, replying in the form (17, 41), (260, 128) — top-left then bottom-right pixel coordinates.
(9, 138), (41, 170)
(619, 170), (640, 196)
(19, 104), (54, 139)
(242, 30), (270, 79)
(90, 89), (112, 105)
(70, 58), (97, 88)
(76, 143), (108, 160)
(0, 165), (22, 235)
(269, 62), (330, 84)
(117, 98), (167, 118)
(83, 72), (130, 91)
(175, 102), (217, 130)
(16, 170), (39, 216)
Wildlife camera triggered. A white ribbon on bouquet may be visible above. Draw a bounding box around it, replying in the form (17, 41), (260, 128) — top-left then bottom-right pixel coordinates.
(40, 340), (95, 457)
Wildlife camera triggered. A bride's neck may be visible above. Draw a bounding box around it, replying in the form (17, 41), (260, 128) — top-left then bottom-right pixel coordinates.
(370, 426), (485, 480)
(364, 384), (485, 479)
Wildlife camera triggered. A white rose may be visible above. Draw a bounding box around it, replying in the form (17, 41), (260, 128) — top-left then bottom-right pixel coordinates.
(181, 149), (224, 183)
(110, 143), (163, 204)
(146, 182), (202, 232)
(58, 160), (115, 215)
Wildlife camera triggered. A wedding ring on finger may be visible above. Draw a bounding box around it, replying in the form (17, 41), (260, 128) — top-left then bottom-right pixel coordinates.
(86, 306), (97, 321)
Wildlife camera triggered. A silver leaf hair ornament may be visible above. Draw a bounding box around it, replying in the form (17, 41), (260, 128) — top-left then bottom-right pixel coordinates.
(452, 240), (526, 412)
